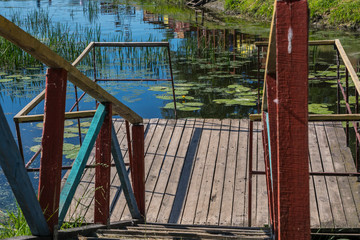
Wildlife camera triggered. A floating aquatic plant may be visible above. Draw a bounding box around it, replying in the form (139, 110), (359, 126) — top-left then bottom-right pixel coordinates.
(308, 103), (334, 114)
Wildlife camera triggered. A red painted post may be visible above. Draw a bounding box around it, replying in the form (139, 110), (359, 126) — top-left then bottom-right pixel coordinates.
(266, 73), (278, 237)
(94, 103), (112, 224)
(131, 124), (145, 217)
(276, 1), (310, 239)
(38, 68), (67, 233)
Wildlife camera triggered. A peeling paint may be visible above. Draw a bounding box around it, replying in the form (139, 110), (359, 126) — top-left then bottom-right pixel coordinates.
(288, 27), (293, 54)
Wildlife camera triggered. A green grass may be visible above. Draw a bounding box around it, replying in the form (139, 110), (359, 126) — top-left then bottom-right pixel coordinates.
(225, 0), (360, 27)
(0, 207), (31, 238)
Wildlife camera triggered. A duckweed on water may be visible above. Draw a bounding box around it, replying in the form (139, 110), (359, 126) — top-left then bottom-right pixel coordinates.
(308, 103), (334, 114)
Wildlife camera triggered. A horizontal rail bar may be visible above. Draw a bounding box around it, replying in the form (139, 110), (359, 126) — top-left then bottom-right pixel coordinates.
(14, 110), (98, 123)
(252, 170), (360, 177)
(255, 40), (336, 47)
(0, 16), (142, 124)
(250, 114), (360, 122)
(93, 42), (169, 47)
(26, 163), (129, 172)
(96, 78), (172, 82)
(335, 39), (360, 96)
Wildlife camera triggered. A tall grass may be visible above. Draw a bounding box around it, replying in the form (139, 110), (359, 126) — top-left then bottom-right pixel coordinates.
(0, 9), (101, 68)
(0, 207), (31, 238)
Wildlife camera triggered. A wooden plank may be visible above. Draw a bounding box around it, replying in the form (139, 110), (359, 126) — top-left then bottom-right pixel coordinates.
(111, 123), (141, 219)
(250, 114), (360, 122)
(58, 104), (107, 226)
(94, 103), (112, 224)
(0, 15), (142, 124)
(276, 1), (310, 239)
(158, 119), (196, 223)
(167, 119), (202, 224)
(326, 122), (360, 228)
(181, 119), (212, 224)
(0, 105), (50, 236)
(145, 120), (176, 215)
(110, 119), (158, 222)
(314, 122), (347, 228)
(232, 119), (249, 227)
(193, 119), (221, 225)
(131, 124), (145, 216)
(38, 68), (67, 232)
(14, 110), (98, 123)
(250, 122), (260, 226)
(308, 123), (334, 228)
(207, 119), (231, 225)
(255, 40), (335, 47)
(309, 166), (321, 228)
(335, 39), (360, 96)
(146, 119), (185, 222)
(219, 119), (239, 226)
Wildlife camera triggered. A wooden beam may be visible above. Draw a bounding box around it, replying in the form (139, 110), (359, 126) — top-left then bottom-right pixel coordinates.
(58, 104), (107, 227)
(0, 15), (142, 124)
(111, 124), (141, 219)
(131, 124), (145, 217)
(94, 103), (112, 224)
(276, 0), (310, 239)
(38, 68), (67, 233)
(0, 105), (50, 236)
(14, 110), (98, 123)
(335, 39), (360, 96)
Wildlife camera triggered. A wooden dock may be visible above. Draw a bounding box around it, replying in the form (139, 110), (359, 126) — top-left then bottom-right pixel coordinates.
(63, 118), (360, 230)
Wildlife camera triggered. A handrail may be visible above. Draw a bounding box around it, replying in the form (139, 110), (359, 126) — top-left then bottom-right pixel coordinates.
(335, 39), (360, 95)
(250, 114), (360, 122)
(0, 15), (142, 124)
(255, 39), (336, 47)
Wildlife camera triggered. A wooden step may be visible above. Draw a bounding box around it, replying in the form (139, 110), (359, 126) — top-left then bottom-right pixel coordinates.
(81, 223), (272, 239)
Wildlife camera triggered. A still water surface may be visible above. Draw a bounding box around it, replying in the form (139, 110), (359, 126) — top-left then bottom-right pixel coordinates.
(0, 0), (359, 211)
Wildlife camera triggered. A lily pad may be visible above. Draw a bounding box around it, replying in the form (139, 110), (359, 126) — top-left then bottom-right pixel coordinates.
(308, 103), (333, 114)
(176, 96), (195, 100)
(64, 120), (74, 126)
(156, 95), (174, 100)
(169, 90), (189, 96)
(148, 86), (171, 92)
(65, 127), (88, 134)
(163, 102), (183, 109)
(20, 76), (32, 80)
(79, 121), (92, 127)
(63, 133), (79, 138)
(30, 145), (41, 153)
(183, 102), (204, 107)
(36, 122), (44, 128)
(6, 75), (23, 78)
(175, 83), (194, 87)
(178, 106), (201, 111)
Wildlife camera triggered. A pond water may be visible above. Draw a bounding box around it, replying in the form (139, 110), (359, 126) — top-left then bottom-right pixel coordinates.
(0, 0), (360, 212)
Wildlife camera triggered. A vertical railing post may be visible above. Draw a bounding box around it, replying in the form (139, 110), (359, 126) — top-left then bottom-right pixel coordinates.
(94, 102), (112, 225)
(276, 1), (310, 239)
(38, 68), (67, 233)
(336, 49), (341, 114)
(247, 119), (253, 227)
(131, 123), (145, 217)
(346, 68), (349, 146)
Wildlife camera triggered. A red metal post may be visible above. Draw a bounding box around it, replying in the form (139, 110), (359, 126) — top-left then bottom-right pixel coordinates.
(276, 1), (310, 239)
(94, 103), (112, 224)
(38, 68), (67, 233)
(131, 124), (145, 217)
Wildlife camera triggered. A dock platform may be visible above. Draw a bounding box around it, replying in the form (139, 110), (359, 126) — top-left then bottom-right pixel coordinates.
(63, 118), (360, 230)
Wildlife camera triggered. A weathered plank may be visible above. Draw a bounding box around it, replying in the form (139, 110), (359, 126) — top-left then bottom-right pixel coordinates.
(59, 104), (107, 226)
(232, 119), (249, 226)
(207, 119), (230, 224)
(309, 123), (334, 228)
(315, 122), (347, 228)
(181, 119), (212, 224)
(111, 123), (141, 219)
(0, 105), (50, 236)
(193, 119), (221, 225)
(146, 119), (185, 222)
(219, 119), (239, 225)
(159, 119), (196, 223)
